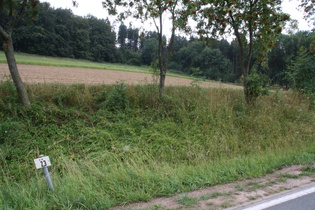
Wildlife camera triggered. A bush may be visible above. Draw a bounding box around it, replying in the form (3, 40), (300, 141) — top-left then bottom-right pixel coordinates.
(244, 69), (269, 104)
(103, 82), (129, 112)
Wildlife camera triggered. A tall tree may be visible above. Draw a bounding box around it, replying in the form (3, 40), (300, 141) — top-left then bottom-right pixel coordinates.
(0, 0), (39, 108)
(182, 0), (291, 103)
(298, 0), (315, 51)
(118, 23), (127, 48)
(299, 0), (315, 21)
(103, 0), (180, 95)
(86, 15), (117, 62)
(141, 37), (158, 65)
(127, 25), (139, 51)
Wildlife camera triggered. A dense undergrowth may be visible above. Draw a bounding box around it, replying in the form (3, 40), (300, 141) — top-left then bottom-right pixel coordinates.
(0, 80), (314, 209)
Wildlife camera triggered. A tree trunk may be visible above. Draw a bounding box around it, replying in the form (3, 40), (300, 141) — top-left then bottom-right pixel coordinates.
(159, 67), (166, 95)
(243, 73), (250, 104)
(3, 38), (31, 108)
(157, 10), (165, 96)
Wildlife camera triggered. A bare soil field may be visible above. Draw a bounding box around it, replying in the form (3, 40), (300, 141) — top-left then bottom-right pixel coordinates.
(0, 63), (242, 89)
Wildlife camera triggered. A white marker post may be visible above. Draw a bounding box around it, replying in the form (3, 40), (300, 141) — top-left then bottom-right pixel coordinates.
(34, 155), (54, 191)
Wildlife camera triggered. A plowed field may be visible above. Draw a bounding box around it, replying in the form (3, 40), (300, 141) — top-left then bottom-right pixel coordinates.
(0, 64), (242, 89)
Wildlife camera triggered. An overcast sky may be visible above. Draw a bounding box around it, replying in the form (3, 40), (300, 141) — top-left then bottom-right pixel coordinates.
(42, 0), (313, 35)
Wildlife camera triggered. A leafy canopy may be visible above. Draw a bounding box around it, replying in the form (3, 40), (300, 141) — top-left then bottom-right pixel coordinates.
(181, 0), (290, 62)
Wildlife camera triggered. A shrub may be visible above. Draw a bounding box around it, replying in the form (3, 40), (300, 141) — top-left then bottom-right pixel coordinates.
(244, 69), (269, 104)
(104, 82), (129, 112)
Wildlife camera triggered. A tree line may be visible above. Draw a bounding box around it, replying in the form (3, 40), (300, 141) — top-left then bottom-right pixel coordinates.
(1, 1), (314, 107)
(1, 2), (312, 86)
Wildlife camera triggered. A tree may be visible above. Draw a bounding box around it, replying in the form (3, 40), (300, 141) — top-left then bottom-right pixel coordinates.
(194, 48), (233, 81)
(118, 23), (127, 48)
(176, 40), (206, 74)
(103, 0), (181, 95)
(0, 0), (39, 108)
(182, 0), (291, 103)
(297, 1), (315, 52)
(267, 31), (314, 85)
(86, 16), (117, 62)
(141, 38), (158, 65)
(299, 0), (315, 22)
(127, 25), (139, 51)
(287, 47), (315, 94)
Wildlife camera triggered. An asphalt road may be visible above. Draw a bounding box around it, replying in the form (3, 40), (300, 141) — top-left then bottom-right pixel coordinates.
(264, 191), (315, 210)
(232, 182), (315, 210)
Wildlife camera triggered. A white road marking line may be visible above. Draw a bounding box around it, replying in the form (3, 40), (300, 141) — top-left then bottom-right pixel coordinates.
(243, 186), (315, 210)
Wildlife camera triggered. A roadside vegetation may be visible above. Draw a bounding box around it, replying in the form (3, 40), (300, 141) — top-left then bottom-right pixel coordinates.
(0, 68), (314, 208)
(0, 1), (314, 208)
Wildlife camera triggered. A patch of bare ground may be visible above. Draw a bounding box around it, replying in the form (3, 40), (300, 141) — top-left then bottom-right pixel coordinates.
(0, 64), (242, 89)
(109, 164), (315, 210)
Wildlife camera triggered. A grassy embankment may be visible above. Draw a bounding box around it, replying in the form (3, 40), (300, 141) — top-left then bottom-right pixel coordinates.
(0, 54), (314, 209)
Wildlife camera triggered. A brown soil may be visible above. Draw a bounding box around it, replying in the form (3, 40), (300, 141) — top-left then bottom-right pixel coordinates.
(110, 164), (315, 210)
(0, 64), (242, 89)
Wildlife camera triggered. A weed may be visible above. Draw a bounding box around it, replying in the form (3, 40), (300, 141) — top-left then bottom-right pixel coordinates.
(301, 166), (315, 173)
(235, 183), (245, 191)
(177, 195), (198, 207)
(245, 182), (265, 191)
(220, 201), (233, 208)
(248, 195), (260, 200)
(103, 82), (129, 112)
(279, 173), (300, 179)
(149, 204), (165, 210)
(149, 60), (160, 83)
(206, 202), (214, 206)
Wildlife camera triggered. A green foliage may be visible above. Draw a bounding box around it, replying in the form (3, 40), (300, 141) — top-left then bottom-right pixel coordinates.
(8, 3), (117, 62)
(181, 0), (290, 59)
(244, 69), (270, 104)
(103, 82), (129, 112)
(149, 59), (160, 83)
(0, 79), (18, 105)
(177, 195), (198, 207)
(118, 23), (128, 48)
(193, 48), (233, 82)
(141, 38), (158, 65)
(268, 32), (314, 85)
(286, 47), (315, 108)
(0, 82), (315, 209)
(287, 47), (315, 94)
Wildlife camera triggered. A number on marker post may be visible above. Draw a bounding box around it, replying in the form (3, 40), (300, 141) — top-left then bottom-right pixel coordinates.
(34, 156), (51, 169)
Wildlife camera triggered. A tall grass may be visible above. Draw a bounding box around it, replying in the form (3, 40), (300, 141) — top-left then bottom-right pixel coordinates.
(0, 80), (314, 209)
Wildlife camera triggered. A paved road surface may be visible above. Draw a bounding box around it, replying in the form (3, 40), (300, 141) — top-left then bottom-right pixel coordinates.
(264, 191), (315, 210)
(232, 182), (315, 210)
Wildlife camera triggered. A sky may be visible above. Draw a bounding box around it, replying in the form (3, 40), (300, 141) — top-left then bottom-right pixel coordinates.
(42, 0), (313, 36)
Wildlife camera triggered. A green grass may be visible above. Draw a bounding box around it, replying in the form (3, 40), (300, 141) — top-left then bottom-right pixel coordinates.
(0, 52), (196, 79)
(199, 192), (231, 200)
(0, 64), (314, 209)
(0, 51), (149, 72)
(177, 195), (198, 207)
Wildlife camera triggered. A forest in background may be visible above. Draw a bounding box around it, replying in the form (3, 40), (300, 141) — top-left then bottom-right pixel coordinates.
(0, 2), (314, 85)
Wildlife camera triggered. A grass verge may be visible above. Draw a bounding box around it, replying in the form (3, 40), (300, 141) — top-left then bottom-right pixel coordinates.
(0, 80), (314, 209)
